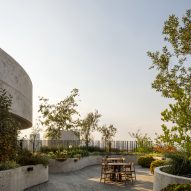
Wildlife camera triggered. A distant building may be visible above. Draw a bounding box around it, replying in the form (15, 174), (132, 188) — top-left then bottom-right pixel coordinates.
(43, 130), (80, 148)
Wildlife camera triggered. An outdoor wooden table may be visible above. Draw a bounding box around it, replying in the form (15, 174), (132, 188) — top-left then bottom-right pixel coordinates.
(107, 162), (131, 181)
(106, 157), (125, 163)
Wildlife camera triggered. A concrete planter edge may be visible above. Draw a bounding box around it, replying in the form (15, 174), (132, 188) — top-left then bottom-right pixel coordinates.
(153, 165), (191, 191)
(0, 164), (48, 191)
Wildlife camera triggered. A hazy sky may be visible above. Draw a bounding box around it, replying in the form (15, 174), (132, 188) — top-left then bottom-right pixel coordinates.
(0, 0), (190, 139)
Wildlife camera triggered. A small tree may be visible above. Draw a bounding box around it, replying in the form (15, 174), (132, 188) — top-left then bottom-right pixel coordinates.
(30, 119), (41, 153)
(0, 88), (19, 161)
(129, 130), (153, 153)
(148, 10), (191, 151)
(79, 110), (101, 149)
(99, 124), (117, 152)
(38, 88), (79, 140)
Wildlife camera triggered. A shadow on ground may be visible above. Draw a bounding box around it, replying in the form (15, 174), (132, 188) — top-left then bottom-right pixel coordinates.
(25, 165), (153, 191)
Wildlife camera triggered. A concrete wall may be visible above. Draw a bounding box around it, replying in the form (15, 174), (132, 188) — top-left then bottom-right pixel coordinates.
(0, 48), (32, 129)
(153, 166), (191, 191)
(49, 156), (102, 173)
(0, 164), (48, 191)
(49, 154), (139, 173)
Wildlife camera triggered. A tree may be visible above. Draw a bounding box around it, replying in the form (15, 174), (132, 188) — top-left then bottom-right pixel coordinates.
(148, 10), (191, 150)
(30, 119), (41, 153)
(38, 88), (79, 140)
(99, 124), (117, 152)
(0, 88), (19, 161)
(79, 110), (101, 149)
(129, 130), (152, 153)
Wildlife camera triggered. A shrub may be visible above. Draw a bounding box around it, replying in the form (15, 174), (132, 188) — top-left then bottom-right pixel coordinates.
(40, 146), (58, 153)
(0, 88), (19, 161)
(150, 160), (167, 174)
(55, 150), (68, 158)
(0, 161), (19, 171)
(162, 152), (191, 176)
(153, 145), (177, 154)
(16, 149), (49, 167)
(138, 155), (155, 168)
(46, 152), (56, 159)
(161, 184), (191, 191)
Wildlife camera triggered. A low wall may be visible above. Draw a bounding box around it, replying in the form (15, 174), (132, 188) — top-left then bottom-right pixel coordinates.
(49, 154), (139, 173)
(153, 166), (191, 191)
(0, 164), (48, 191)
(49, 156), (102, 173)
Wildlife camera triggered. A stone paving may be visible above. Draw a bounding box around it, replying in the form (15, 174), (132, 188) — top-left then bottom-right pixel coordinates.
(25, 165), (153, 191)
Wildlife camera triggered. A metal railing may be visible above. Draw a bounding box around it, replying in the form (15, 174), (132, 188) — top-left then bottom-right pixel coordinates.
(18, 139), (152, 153)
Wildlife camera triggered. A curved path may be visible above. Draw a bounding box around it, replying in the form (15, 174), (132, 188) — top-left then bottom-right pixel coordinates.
(25, 165), (153, 191)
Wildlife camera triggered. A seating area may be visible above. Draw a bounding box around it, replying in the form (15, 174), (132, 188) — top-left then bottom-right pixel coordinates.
(100, 156), (136, 184)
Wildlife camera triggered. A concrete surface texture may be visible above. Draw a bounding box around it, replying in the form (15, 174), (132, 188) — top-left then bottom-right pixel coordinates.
(153, 166), (191, 191)
(49, 156), (102, 173)
(0, 48), (32, 129)
(25, 165), (153, 191)
(0, 164), (48, 191)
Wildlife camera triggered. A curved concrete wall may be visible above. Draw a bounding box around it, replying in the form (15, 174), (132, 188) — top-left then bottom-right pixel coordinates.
(0, 48), (32, 129)
(153, 166), (191, 191)
(49, 154), (139, 173)
(49, 156), (102, 173)
(0, 165), (48, 191)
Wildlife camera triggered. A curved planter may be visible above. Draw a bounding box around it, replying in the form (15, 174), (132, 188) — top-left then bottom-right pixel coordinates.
(49, 154), (140, 173)
(153, 166), (191, 191)
(49, 156), (102, 173)
(0, 164), (48, 191)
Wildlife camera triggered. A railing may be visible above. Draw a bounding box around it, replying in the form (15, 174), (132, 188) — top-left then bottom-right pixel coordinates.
(18, 139), (152, 153)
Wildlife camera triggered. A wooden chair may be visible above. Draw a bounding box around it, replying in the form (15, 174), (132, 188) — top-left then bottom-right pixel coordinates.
(100, 162), (115, 183)
(116, 163), (136, 184)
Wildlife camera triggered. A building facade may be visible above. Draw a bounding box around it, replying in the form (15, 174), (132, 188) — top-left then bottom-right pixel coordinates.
(0, 48), (32, 129)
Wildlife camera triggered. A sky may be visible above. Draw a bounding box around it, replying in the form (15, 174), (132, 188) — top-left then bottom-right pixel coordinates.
(0, 0), (190, 140)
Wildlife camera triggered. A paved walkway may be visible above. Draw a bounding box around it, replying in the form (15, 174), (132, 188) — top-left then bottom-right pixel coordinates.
(25, 165), (153, 191)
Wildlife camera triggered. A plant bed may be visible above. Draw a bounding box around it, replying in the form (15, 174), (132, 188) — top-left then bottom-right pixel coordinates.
(153, 166), (191, 191)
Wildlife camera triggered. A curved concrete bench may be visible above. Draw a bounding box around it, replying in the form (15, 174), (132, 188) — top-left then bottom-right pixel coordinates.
(0, 164), (48, 191)
(153, 166), (191, 191)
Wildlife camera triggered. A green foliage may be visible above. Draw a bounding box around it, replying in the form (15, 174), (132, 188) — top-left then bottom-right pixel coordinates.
(150, 160), (167, 174)
(161, 184), (191, 191)
(0, 88), (19, 161)
(162, 152), (191, 176)
(138, 155), (155, 168)
(55, 150), (68, 158)
(16, 149), (49, 167)
(98, 124), (117, 152)
(148, 10), (191, 150)
(30, 120), (42, 153)
(38, 88), (79, 140)
(46, 152), (56, 159)
(40, 146), (56, 153)
(79, 110), (101, 149)
(0, 161), (19, 171)
(129, 130), (153, 153)
(40, 146), (89, 158)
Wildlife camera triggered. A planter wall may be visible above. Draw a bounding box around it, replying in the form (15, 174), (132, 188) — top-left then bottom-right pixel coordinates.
(153, 166), (191, 191)
(49, 154), (139, 173)
(0, 164), (48, 191)
(49, 156), (102, 173)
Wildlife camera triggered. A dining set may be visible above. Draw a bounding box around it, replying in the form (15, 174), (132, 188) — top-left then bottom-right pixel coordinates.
(100, 156), (136, 184)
